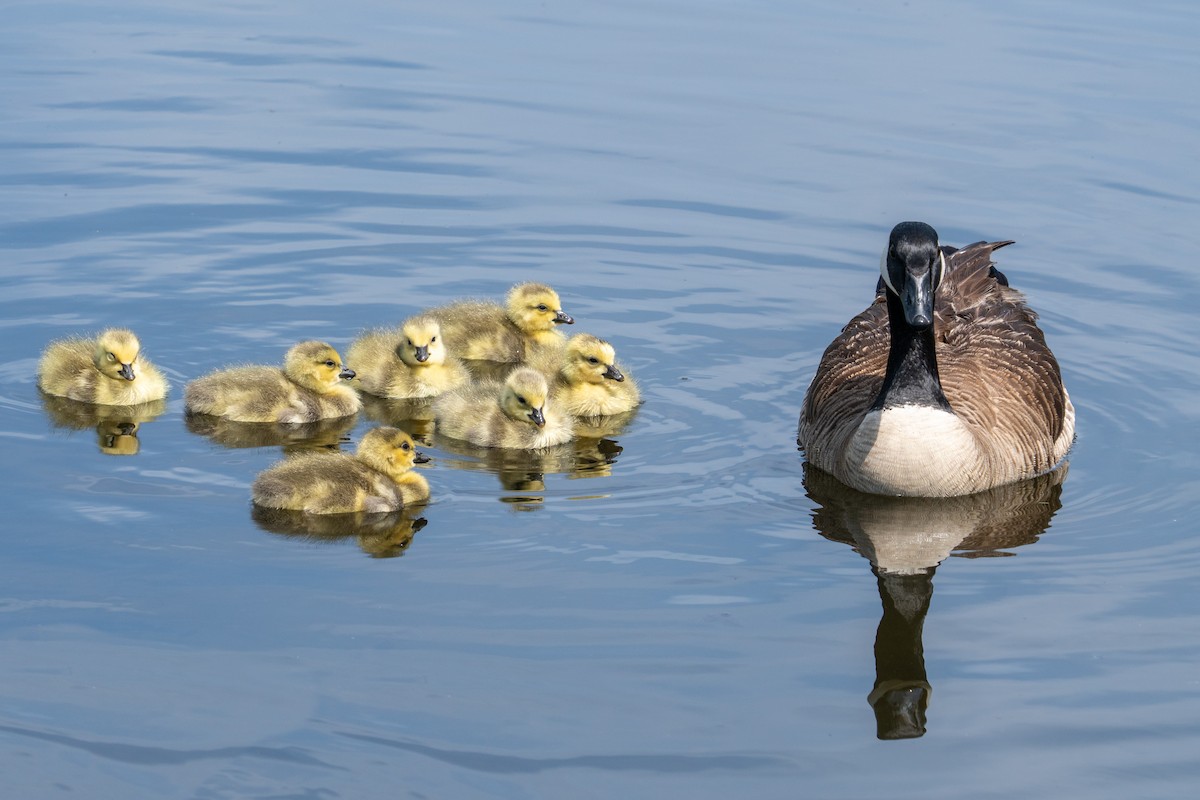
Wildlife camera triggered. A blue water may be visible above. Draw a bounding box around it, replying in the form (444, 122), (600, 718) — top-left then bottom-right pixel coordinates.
(3, 1), (1199, 798)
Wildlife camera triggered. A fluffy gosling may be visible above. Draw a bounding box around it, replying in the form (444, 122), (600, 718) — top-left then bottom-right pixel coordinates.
(538, 333), (641, 417)
(347, 315), (469, 399)
(426, 282), (574, 362)
(38, 328), (169, 405)
(251, 426), (431, 514)
(184, 340), (360, 423)
(433, 366), (573, 449)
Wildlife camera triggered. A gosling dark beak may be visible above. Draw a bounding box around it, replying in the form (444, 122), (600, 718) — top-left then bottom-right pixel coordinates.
(554, 310), (574, 325)
(414, 345), (430, 363)
(414, 450), (431, 464)
(339, 367), (356, 380)
(118, 363), (136, 381)
(603, 364), (624, 382)
(901, 268), (935, 330)
(529, 407), (546, 427)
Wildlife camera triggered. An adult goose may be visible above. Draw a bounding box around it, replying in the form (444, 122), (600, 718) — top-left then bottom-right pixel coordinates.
(798, 221), (1074, 497)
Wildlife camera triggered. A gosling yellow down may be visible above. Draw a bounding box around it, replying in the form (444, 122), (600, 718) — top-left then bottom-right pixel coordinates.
(38, 328), (169, 405)
(252, 427), (431, 513)
(347, 315), (469, 399)
(533, 333), (641, 417)
(426, 282), (574, 362)
(433, 366), (573, 449)
(185, 340), (360, 423)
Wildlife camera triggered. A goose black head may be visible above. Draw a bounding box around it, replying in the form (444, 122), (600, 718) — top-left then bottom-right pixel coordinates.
(880, 221), (946, 330)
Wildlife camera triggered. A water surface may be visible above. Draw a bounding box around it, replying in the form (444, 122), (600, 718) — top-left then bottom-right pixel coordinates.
(3, 1), (1199, 798)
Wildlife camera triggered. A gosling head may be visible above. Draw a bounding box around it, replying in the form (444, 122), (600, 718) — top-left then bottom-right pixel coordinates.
(562, 334), (624, 385)
(284, 341), (356, 392)
(880, 221), (945, 330)
(357, 426), (430, 477)
(93, 328), (142, 382)
(506, 282), (574, 334)
(500, 366), (551, 428)
(396, 316), (446, 368)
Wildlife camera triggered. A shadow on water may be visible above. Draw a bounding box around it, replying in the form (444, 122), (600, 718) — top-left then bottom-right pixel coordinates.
(804, 463), (1068, 740)
(40, 392), (167, 456)
(251, 504), (429, 559)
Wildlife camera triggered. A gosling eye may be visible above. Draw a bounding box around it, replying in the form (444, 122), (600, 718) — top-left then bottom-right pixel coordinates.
(400, 442), (411, 451)
(587, 357), (599, 365)
(406, 339), (413, 347)
(516, 395), (527, 405)
(536, 304), (548, 312)
(430, 336), (437, 343)
(107, 353), (116, 362)
(324, 360), (336, 368)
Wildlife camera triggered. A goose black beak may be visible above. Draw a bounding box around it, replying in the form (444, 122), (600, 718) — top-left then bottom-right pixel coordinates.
(118, 363), (136, 381)
(529, 407), (546, 427)
(339, 367), (356, 380)
(901, 269), (935, 330)
(554, 310), (574, 325)
(603, 364), (625, 382)
(414, 450), (431, 465)
(414, 345), (430, 363)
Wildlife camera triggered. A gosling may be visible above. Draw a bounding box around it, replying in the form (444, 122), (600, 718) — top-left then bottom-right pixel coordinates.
(426, 282), (574, 362)
(38, 328), (169, 405)
(252, 427), (430, 514)
(184, 340), (360, 423)
(347, 315), (469, 399)
(433, 366), (573, 449)
(536, 333), (640, 417)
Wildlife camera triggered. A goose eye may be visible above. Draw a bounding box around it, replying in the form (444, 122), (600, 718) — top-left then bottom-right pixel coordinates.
(324, 360), (336, 368)
(107, 353), (116, 362)
(400, 442), (410, 451)
(587, 357), (599, 364)
(536, 304), (548, 312)
(406, 339), (413, 347)
(516, 395), (527, 405)
(430, 336), (437, 343)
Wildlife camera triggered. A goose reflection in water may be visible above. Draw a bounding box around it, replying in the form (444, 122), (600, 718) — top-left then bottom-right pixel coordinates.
(252, 505), (428, 559)
(804, 463), (1068, 740)
(184, 411), (357, 454)
(40, 392), (167, 456)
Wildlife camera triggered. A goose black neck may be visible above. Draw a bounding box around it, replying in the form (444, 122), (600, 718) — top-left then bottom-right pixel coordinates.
(870, 292), (951, 412)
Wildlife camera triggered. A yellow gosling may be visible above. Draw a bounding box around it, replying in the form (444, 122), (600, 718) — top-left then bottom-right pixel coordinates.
(541, 333), (641, 417)
(251, 427), (431, 514)
(347, 315), (469, 399)
(37, 328), (169, 405)
(426, 282), (574, 362)
(433, 366), (573, 449)
(184, 340), (360, 423)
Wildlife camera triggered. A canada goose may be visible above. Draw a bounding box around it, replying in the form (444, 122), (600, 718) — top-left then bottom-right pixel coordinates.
(799, 221), (1075, 497)
(251, 426), (431, 513)
(533, 333), (641, 417)
(433, 366), (573, 449)
(184, 340), (360, 423)
(426, 282), (574, 362)
(37, 328), (169, 405)
(346, 315), (469, 399)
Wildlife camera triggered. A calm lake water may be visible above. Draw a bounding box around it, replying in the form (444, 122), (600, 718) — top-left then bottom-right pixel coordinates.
(3, 1), (1199, 797)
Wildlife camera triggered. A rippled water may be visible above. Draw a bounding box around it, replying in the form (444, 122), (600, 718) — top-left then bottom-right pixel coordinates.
(4, 1), (1199, 798)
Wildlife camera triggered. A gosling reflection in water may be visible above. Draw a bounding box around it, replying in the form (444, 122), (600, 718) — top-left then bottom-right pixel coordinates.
(40, 392), (167, 456)
(432, 432), (627, 508)
(184, 411), (357, 453)
(252, 506), (428, 559)
(357, 394), (436, 446)
(804, 464), (1068, 740)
